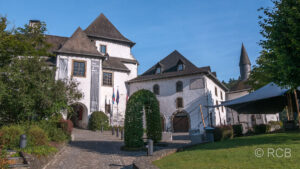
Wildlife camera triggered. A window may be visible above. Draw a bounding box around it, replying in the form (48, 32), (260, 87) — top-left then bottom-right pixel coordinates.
(72, 60), (86, 77)
(177, 63), (184, 71)
(220, 91), (223, 100)
(215, 87), (218, 96)
(155, 66), (161, 74)
(153, 84), (160, 95)
(176, 81), (183, 92)
(105, 103), (111, 114)
(103, 72), (113, 86)
(100, 45), (107, 54)
(176, 97), (183, 108)
(221, 106), (224, 112)
(216, 100), (219, 110)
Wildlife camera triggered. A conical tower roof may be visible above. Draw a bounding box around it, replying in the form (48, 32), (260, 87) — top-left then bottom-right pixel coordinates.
(239, 43), (251, 66)
(57, 27), (103, 57)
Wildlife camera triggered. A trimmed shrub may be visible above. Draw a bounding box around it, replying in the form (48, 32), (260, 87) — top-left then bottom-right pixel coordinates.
(30, 120), (68, 142)
(124, 89), (162, 148)
(232, 124), (243, 137)
(60, 119), (73, 135)
(213, 125), (233, 142)
(48, 127), (68, 142)
(253, 124), (270, 134)
(88, 111), (109, 131)
(268, 121), (283, 132)
(0, 125), (25, 149)
(27, 126), (48, 146)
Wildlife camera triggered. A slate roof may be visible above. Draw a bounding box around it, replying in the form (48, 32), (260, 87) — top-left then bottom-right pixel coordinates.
(230, 80), (252, 92)
(103, 57), (130, 72)
(128, 50), (228, 91)
(239, 43), (251, 66)
(142, 50), (203, 75)
(55, 27), (104, 58)
(84, 13), (135, 47)
(45, 35), (69, 53)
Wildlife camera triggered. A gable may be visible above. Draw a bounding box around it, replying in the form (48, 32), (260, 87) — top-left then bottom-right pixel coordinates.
(84, 13), (135, 47)
(56, 27), (104, 58)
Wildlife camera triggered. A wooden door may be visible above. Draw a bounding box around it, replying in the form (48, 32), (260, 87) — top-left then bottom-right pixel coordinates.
(173, 115), (189, 132)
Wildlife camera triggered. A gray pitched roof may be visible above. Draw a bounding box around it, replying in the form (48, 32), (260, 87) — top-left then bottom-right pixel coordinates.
(84, 13), (135, 47)
(127, 50), (228, 91)
(142, 50), (201, 75)
(56, 27), (104, 58)
(45, 35), (69, 53)
(230, 80), (252, 92)
(239, 43), (251, 66)
(103, 57), (130, 72)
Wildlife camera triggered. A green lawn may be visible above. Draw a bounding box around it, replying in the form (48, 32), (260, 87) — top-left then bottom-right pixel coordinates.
(153, 132), (300, 169)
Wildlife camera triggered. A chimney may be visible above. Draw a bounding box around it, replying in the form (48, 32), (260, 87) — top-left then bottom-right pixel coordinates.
(29, 20), (41, 28)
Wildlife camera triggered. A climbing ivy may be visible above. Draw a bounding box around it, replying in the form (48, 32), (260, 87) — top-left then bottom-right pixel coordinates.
(124, 89), (162, 148)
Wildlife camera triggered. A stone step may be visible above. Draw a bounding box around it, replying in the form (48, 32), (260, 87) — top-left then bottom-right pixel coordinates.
(8, 163), (29, 169)
(7, 157), (25, 164)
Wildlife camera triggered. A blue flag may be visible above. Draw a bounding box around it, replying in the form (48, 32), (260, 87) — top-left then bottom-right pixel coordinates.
(112, 88), (115, 104)
(116, 89), (120, 105)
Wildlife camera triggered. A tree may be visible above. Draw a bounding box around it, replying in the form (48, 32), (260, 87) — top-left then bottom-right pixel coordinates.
(0, 16), (82, 126)
(249, 0), (300, 90)
(0, 16), (51, 68)
(222, 78), (240, 90)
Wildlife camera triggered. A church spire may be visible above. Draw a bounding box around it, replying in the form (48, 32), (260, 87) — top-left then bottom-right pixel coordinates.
(239, 43), (251, 66)
(239, 43), (251, 81)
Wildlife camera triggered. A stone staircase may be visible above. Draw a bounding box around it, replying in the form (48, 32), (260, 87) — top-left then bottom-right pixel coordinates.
(6, 150), (29, 169)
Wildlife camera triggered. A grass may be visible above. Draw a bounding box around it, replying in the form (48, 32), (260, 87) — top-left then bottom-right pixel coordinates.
(17, 145), (58, 156)
(153, 132), (300, 169)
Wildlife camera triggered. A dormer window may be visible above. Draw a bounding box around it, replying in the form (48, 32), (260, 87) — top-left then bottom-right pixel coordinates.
(177, 60), (184, 71)
(155, 66), (161, 74)
(100, 45), (107, 54)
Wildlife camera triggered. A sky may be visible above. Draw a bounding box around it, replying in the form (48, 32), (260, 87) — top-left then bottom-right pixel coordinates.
(0, 0), (273, 82)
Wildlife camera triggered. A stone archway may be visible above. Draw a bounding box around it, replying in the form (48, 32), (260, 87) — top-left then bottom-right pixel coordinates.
(70, 103), (88, 129)
(172, 111), (190, 132)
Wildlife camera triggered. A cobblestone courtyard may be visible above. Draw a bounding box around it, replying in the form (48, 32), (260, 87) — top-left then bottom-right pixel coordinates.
(45, 128), (190, 169)
(45, 128), (146, 169)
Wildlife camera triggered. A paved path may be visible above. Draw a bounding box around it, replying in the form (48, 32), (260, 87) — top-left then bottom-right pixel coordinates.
(45, 128), (145, 169)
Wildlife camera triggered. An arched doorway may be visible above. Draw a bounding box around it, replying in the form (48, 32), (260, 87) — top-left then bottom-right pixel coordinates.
(160, 115), (165, 132)
(70, 103), (88, 129)
(172, 111), (190, 132)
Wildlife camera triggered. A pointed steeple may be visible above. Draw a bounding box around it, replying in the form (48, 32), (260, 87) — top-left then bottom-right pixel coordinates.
(57, 27), (104, 57)
(84, 13), (135, 46)
(239, 43), (251, 66)
(239, 43), (251, 81)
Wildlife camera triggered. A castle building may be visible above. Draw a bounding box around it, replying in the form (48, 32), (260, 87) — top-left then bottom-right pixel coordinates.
(46, 14), (138, 128)
(127, 50), (228, 133)
(226, 44), (279, 132)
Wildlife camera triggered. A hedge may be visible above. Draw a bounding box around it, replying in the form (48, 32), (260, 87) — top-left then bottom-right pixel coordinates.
(254, 124), (270, 134)
(124, 89), (162, 148)
(0, 125), (25, 149)
(88, 111), (109, 131)
(213, 125), (233, 141)
(27, 126), (48, 146)
(232, 124), (243, 137)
